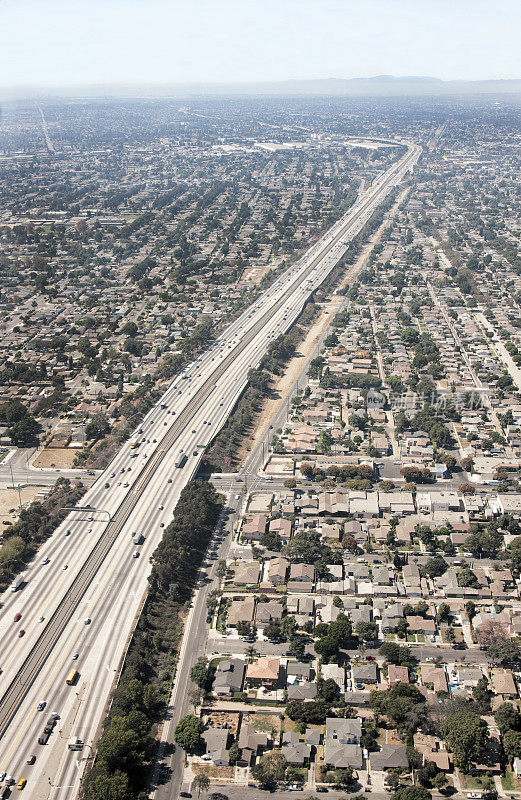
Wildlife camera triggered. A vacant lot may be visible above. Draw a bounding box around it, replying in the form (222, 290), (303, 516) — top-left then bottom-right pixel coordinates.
(32, 447), (80, 469)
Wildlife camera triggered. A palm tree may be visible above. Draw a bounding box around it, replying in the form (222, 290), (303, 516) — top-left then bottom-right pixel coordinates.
(245, 645), (258, 663)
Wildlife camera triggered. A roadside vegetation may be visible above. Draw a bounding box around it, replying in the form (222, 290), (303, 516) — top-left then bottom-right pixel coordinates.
(83, 480), (222, 800)
(0, 478), (86, 591)
(204, 301), (318, 471)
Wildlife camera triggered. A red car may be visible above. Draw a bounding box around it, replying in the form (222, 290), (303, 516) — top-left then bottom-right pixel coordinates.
(18, 629), (25, 637)
(14, 613), (22, 622)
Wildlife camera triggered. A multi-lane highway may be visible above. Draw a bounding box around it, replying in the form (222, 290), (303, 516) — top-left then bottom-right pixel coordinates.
(0, 140), (420, 798)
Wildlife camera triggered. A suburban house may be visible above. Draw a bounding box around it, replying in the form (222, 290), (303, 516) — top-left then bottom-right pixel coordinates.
(245, 657), (282, 689)
(370, 745), (409, 771)
(213, 658), (245, 697)
(202, 728), (231, 766)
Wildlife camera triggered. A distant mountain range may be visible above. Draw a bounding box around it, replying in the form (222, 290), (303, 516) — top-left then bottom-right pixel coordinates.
(4, 75), (521, 101)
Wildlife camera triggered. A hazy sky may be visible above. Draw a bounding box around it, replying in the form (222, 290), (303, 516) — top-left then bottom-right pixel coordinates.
(1, 0), (520, 87)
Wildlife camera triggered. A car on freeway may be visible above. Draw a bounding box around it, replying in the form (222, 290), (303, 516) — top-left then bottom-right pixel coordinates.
(38, 616), (44, 623)
(26, 756), (35, 765)
(37, 702), (46, 711)
(62, 564), (68, 570)
(0, 772), (5, 782)
(18, 630), (25, 638)
(14, 613), (22, 622)
(72, 653), (79, 660)
(180, 793), (192, 798)
(65, 529), (71, 536)
(41, 558), (50, 565)
(84, 618), (91, 625)
(17, 778), (27, 790)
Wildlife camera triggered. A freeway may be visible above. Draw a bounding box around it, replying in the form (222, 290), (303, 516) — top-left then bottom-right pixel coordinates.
(0, 141), (419, 798)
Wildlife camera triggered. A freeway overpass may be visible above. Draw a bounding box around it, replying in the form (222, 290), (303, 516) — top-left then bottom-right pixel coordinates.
(0, 141), (420, 799)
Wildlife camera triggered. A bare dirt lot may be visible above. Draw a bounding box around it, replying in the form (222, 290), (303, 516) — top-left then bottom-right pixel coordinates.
(0, 486), (48, 526)
(32, 447), (81, 469)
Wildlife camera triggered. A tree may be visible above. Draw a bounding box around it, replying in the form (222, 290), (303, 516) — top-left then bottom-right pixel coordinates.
(8, 414), (39, 445)
(189, 687), (204, 709)
(495, 702), (521, 734)
(445, 627), (455, 643)
(488, 638), (521, 667)
(370, 684), (426, 732)
(423, 558), (448, 579)
(264, 622), (283, 641)
(192, 774), (210, 797)
(503, 730), (521, 762)
(355, 621), (378, 642)
(317, 678), (340, 703)
(86, 771), (133, 800)
(251, 752), (287, 787)
(458, 568), (479, 588)
(458, 482), (475, 495)
(440, 711), (487, 771)
(379, 642), (411, 666)
(190, 658), (213, 691)
(288, 637), (306, 660)
(120, 321), (138, 337)
(245, 645), (258, 663)
(396, 618), (409, 639)
(175, 715), (204, 753)
(0, 400), (31, 424)
(85, 413), (110, 440)
(472, 677), (491, 713)
(285, 699), (332, 725)
(393, 787), (431, 800)
(315, 635), (341, 663)
(436, 603), (452, 625)
(260, 531), (282, 550)
(465, 601), (476, 621)
(228, 743), (239, 765)
(236, 620), (251, 637)
(509, 536), (521, 571)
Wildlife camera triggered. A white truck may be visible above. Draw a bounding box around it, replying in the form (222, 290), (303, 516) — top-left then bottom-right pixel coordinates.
(67, 737), (84, 751)
(10, 574), (25, 592)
